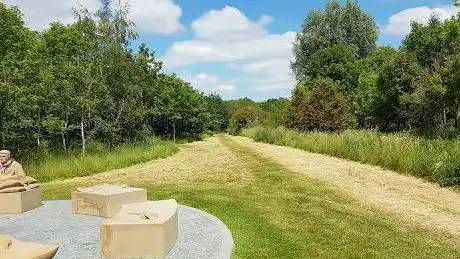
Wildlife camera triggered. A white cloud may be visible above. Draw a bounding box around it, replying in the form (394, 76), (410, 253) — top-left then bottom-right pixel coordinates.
(123, 0), (184, 34)
(162, 6), (296, 96)
(4, 0), (184, 34)
(383, 5), (459, 36)
(240, 58), (295, 91)
(180, 72), (236, 94)
(163, 32), (295, 68)
(191, 6), (272, 41)
(162, 6), (295, 68)
(216, 84), (236, 92)
(3, 0), (100, 31)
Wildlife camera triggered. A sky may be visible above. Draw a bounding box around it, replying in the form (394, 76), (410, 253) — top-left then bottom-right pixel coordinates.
(3, 0), (459, 101)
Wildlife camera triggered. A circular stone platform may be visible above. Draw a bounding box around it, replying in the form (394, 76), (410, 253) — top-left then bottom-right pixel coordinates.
(0, 200), (233, 259)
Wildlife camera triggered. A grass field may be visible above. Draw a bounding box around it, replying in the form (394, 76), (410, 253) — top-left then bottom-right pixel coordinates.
(43, 135), (460, 258)
(243, 126), (460, 187)
(25, 138), (179, 182)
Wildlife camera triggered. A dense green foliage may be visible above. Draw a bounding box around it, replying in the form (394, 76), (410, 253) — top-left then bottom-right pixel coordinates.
(226, 98), (290, 135)
(243, 127), (460, 187)
(287, 79), (349, 131)
(288, 0), (460, 137)
(0, 2), (226, 161)
(291, 0), (378, 82)
(377, 15), (460, 134)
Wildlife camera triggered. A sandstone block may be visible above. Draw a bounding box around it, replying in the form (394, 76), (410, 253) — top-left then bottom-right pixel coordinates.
(72, 185), (147, 218)
(100, 199), (178, 259)
(0, 187), (42, 214)
(0, 235), (59, 259)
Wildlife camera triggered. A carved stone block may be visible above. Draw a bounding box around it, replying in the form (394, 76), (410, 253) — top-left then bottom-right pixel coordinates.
(72, 185), (147, 218)
(0, 187), (42, 214)
(100, 199), (178, 259)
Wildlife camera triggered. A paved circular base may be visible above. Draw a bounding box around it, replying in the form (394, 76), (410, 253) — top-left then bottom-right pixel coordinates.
(0, 200), (233, 259)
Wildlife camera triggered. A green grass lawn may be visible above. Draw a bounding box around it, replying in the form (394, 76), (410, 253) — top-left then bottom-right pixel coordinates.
(43, 135), (460, 258)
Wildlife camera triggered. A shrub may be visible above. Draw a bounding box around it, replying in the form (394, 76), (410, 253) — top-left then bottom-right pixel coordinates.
(287, 78), (349, 132)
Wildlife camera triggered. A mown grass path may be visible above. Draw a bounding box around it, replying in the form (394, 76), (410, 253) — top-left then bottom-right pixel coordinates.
(44, 135), (460, 258)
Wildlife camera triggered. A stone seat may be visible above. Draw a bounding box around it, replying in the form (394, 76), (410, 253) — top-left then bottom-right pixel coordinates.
(0, 187), (42, 214)
(72, 184), (147, 218)
(100, 199), (178, 259)
(0, 235), (59, 259)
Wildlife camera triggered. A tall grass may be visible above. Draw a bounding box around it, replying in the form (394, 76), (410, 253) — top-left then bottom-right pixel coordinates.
(25, 138), (179, 183)
(242, 127), (460, 187)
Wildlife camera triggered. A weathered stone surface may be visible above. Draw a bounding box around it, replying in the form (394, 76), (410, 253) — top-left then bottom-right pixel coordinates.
(0, 187), (42, 214)
(100, 199), (178, 259)
(72, 184), (147, 218)
(0, 235), (59, 259)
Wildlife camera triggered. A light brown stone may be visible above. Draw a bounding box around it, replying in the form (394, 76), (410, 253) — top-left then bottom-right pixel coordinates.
(0, 235), (59, 259)
(100, 199), (178, 259)
(72, 184), (147, 218)
(0, 187), (42, 214)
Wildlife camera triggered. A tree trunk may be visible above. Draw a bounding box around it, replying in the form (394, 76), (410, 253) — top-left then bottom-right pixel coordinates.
(2, 63), (6, 85)
(115, 100), (125, 125)
(62, 132), (67, 151)
(456, 108), (460, 127)
(81, 115), (86, 156)
(443, 108), (447, 126)
(173, 124), (176, 143)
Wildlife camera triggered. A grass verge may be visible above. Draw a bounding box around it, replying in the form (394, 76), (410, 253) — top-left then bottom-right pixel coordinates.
(43, 135), (460, 258)
(26, 138), (179, 182)
(243, 127), (460, 187)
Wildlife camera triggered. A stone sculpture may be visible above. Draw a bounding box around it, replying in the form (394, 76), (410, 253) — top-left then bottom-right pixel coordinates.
(0, 150), (43, 214)
(0, 235), (59, 259)
(72, 183), (147, 217)
(0, 150), (41, 193)
(100, 199), (178, 259)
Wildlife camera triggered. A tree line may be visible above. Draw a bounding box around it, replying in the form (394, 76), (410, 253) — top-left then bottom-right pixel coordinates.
(0, 1), (227, 160)
(287, 0), (460, 136)
(226, 0), (460, 138)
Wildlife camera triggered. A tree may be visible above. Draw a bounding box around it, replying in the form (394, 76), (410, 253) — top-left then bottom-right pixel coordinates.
(375, 52), (422, 131)
(228, 106), (260, 135)
(442, 53), (460, 127)
(0, 3), (40, 155)
(226, 98), (261, 135)
(257, 98), (290, 128)
(287, 79), (349, 132)
(0, 3), (36, 85)
(388, 13), (460, 133)
(305, 44), (361, 95)
(291, 0), (378, 82)
(403, 15), (459, 69)
(353, 46), (398, 128)
(0, 1), (226, 161)
(400, 72), (447, 130)
(204, 93), (229, 132)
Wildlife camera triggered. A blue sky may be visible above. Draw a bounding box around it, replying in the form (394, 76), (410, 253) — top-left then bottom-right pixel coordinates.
(4, 0), (459, 101)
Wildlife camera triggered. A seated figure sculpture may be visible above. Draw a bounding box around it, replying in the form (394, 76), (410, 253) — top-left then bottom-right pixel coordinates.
(0, 150), (42, 213)
(0, 150), (40, 193)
